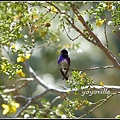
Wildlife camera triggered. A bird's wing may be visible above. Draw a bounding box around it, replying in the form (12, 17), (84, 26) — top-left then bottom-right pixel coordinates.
(67, 57), (70, 66)
(62, 57), (70, 80)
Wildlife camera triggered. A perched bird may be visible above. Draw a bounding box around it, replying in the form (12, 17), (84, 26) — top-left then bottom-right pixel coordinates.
(57, 49), (70, 80)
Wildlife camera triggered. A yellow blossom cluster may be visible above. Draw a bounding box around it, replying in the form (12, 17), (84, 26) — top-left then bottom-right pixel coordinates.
(2, 100), (20, 115)
(79, 72), (86, 78)
(17, 54), (31, 62)
(1, 63), (7, 72)
(16, 69), (25, 77)
(96, 19), (106, 27)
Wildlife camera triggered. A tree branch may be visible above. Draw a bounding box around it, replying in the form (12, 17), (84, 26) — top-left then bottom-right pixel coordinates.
(70, 65), (114, 71)
(104, 20), (108, 48)
(62, 20), (81, 41)
(3, 78), (34, 94)
(71, 5), (120, 70)
(14, 60), (120, 118)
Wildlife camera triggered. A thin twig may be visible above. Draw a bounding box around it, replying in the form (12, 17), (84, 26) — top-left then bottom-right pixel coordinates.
(51, 96), (61, 105)
(14, 90), (50, 118)
(2, 46), (14, 62)
(3, 78), (34, 94)
(14, 95), (30, 101)
(49, 12), (58, 22)
(63, 21), (81, 41)
(70, 65), (115, 71)
(14, 99), (32, 118)
(36, 42), (51, 48)
(3, 81), (28, 94)
(79, 92), (119, 118)
(104, 20), (108, 48)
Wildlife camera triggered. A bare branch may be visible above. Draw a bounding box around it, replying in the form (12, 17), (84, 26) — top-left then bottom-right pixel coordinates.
(14, 98), (32, 118)
(24, 60), (50, 90)
(63, 21), (81, 41)
(51, 96), (61, 105)
(2, 46), (14, 62)
(36, 42), (51, 48)
(70, 65), (115, 71)
(14, 95), (30, 101)
(32, 11), (49, 26)
(3, 78), (34, 94)
(3, 81), (28, 94)
(104, 20), (108, 48)
(49, 12), (58, 22)
(65, 17), (97, 45)
(14, 89), (50, 118)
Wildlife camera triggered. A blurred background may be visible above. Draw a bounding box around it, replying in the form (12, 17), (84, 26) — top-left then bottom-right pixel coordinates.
(0, 1), (120, 118)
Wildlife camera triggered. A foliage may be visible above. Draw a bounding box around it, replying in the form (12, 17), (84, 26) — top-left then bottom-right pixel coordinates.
(67, 71), (94, 91)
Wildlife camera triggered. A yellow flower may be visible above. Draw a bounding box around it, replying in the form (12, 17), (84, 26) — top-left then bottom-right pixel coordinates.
(80, 72), (86, 78)
(2, 104), (10, 115)
(1, 63), (7, 71)
(75, 104), (81, 110)
(64, 44), (71, 48)
(17, 55), (26, 62)
(75, 16), (79, 21)
(100, 81), (104, 86)
(10, 43), (16, 49)
(16, 69), (25, 77)
(2, 101), (20, 115)
(33, 26), (39, 31)
(106, 2), (112, 11)
(50, 6), (58, 13)
(96, 19), (106, 27)
(13, 13), (21, 21)
(17, 54), (31, 62)
(33, 14), (38, 19)
(25, 54), (31, 59)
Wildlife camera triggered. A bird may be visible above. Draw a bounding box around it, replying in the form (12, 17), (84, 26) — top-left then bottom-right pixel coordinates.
(57, 49), (70, 80)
